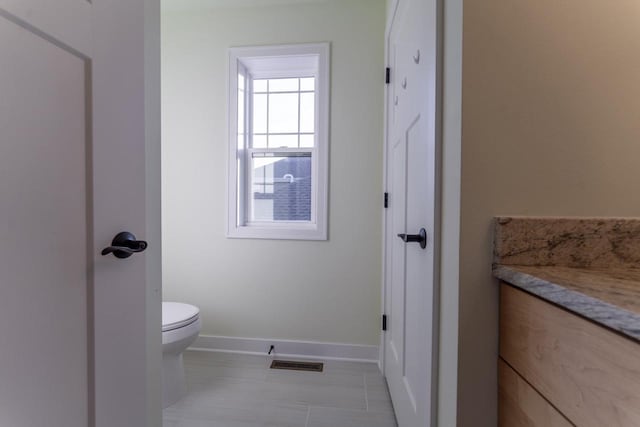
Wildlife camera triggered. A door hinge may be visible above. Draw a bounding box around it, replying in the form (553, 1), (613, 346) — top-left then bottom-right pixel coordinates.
(384, 192), (389, 208)
(385, 67), (390, 84)
(382, 314), (387, 331)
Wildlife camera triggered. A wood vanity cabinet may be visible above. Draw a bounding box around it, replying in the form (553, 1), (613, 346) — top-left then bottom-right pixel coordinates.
(499, 283), (640, 427)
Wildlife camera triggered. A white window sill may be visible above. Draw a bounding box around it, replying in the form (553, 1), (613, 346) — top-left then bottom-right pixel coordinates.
(226, 224), (327, 241)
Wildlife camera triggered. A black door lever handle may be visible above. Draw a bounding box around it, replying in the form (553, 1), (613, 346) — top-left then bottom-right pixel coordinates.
(397, 228), (427, 249)
(101, 231), (148, 259)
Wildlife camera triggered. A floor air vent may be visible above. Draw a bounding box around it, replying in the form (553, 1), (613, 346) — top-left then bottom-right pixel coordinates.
(270, 360), (324, 372)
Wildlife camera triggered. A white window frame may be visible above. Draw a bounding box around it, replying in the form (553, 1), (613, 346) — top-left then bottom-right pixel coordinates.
(227, 43), (330, 240)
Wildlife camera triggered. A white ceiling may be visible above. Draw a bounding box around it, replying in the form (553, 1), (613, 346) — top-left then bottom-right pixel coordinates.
(162, 0), (334, 12)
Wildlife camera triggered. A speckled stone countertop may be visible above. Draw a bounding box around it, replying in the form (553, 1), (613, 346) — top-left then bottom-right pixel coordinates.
(493, 265), (640, 342)
(493, 217), (640, 343)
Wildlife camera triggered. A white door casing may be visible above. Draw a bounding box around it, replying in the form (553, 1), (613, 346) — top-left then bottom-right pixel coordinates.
(0, 1), (161, 426)
(383, 0), (440, 425)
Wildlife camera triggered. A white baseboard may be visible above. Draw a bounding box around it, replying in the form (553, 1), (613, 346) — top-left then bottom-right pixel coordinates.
(190, 334), (379, 363)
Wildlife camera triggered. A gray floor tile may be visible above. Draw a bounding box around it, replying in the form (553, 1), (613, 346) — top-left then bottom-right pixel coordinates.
(165, 402), (308, 427)
(365, 373), (395, 414)
(306, 406), (398, 427)
(164, 350), (397, 427)
(258, 380), (367, 410)
(322, 359), (381, 375)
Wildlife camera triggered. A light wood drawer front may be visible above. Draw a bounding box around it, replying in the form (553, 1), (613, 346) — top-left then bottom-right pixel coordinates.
(499, 358), (573, 427)
(500, 283), (640, 427)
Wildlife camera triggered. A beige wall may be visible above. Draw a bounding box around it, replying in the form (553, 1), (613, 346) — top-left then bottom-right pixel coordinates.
(161, 0), (386, 346)
(438, 0), (462, 424)
(459, 1), (640, 425)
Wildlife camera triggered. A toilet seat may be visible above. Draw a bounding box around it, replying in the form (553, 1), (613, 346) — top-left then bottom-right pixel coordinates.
(163, 302), (200, 332)
(162, 302), (202, 408)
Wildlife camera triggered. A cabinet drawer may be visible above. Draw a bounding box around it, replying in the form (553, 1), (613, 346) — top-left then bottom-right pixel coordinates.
(500, 283), (640, 427)
(499, 358), (572, 427)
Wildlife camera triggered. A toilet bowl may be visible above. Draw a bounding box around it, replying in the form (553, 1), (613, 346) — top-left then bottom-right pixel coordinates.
(162, 302), (201, 408)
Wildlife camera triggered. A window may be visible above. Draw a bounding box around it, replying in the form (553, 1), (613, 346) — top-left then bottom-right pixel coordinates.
(227, 44), (329, 240)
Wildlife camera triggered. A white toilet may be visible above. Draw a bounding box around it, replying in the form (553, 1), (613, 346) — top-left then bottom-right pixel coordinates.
(162, 302), (201, 408)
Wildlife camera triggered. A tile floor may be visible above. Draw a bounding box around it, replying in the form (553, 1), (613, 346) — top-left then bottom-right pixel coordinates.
(163, 350), (398, 427)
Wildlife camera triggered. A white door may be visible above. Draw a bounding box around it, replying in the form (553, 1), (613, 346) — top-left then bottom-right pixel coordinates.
(383, 0), (439, 425)
(0, 2), (161, 427)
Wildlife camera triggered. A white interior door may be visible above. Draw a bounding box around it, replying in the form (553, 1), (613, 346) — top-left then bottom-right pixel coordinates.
(0, 2), (161, 426)
(383, 0), (439, 425)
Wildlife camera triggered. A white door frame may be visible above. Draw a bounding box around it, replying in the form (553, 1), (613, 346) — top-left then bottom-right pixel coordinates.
(378, 0), (399, 374)
(380, 0), (444, 422)
(141, 0), (163, 424)
(91, 1), (162, 426)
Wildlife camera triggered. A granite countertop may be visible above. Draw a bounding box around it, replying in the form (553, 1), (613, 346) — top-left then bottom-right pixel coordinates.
(492, 216), (640, 344)
(494, 265), (640, 343)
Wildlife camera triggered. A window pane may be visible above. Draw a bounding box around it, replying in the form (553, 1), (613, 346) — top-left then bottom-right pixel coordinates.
(269, 134), (298, 148)
(300, 77), (315, 91)
(268, 78), (299, 92)
(252, 93), (267, 135)
(252, 157), (275, 223)
(250, 153), (312, 222)
(299, 134), (314, 147)
(268, 93), (298, 133)
(299, 92), (315, 134)
(252, 134), (267, 148)
(253, 79), (267, 92)
(252, 158), (275, 193)
(237, 89), (245, 134)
